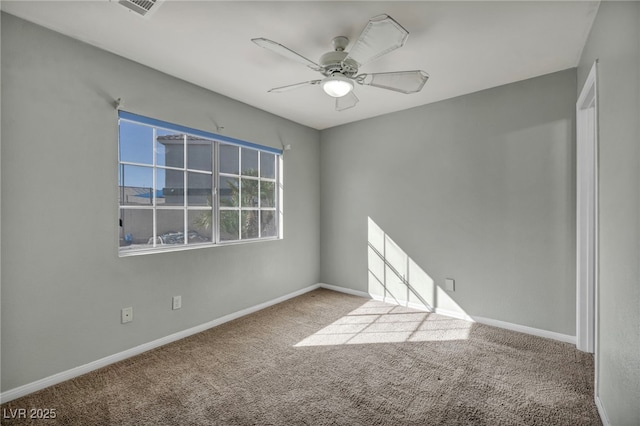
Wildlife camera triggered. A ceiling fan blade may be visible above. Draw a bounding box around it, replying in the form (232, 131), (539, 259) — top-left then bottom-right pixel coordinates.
(252, 38), (323, 71)
(344, 14), (409, 66)
(335, 91), (359, 111)
(268, 80), (321, 93)
(357, 70), (429, 94)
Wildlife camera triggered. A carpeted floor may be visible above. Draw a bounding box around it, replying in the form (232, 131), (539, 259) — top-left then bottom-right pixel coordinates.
(1, 289), (601, 425)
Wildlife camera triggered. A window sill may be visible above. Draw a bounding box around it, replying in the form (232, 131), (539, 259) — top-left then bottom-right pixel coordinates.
(118, 237), (282, 257)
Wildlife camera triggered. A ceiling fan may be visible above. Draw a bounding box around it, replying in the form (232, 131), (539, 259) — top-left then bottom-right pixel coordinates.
(252, 14), (429, 111)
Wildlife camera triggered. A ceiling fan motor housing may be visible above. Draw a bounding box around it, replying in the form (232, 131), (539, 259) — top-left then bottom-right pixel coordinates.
(319, 50), (358, 77)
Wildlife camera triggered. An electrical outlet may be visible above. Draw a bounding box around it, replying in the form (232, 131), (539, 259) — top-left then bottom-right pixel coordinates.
(172, 295), (182, 310)
(445, 278), (455, 292)
(121, 307), (133, 323)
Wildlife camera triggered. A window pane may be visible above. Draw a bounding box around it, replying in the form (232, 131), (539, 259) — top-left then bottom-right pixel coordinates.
(188, 172), (212, 206)
(220, 210), (239, 241)
(241, 178), (259, 208)
(119, 165), (154, 206)
(119, 120), (153, 165)
(120, 209), (153, 248)
(260, 152), (276, 179)
(155, 209), (185, 245)
(188, 210), (212, 244)
(241, 148), (258, 176)
(261, 211), (277, 238)
(219, 176), (239, 207)
(158, 168), (184, 206)
(242, 210), (259, 239)
(261, 181), (275, 208)
(187, 138), (212, 172)
(156, 130), (184, 168)
(220, 144), (239, 175)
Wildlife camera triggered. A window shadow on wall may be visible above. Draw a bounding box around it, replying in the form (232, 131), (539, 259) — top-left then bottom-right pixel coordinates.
(367, 217), (468, 319)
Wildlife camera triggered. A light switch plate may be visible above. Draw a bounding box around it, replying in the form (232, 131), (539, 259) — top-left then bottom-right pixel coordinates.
(172, 295), (182, 310)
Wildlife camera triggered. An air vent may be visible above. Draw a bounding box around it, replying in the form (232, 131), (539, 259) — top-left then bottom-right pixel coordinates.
(118, 0), (163, 18)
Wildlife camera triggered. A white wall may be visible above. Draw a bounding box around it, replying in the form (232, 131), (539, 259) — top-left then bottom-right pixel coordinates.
(577, 2), (640, 424)
(320, 69), (577, 336)
(0, 13), (320, 392)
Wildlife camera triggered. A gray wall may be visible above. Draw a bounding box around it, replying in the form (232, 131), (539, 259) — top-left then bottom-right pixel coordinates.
(577, 2), (640, 424)
(1, 13), (320, 392)
(320, 69), (577, 336)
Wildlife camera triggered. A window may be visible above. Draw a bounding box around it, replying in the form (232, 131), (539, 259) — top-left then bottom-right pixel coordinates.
(118, 111), (282, 255)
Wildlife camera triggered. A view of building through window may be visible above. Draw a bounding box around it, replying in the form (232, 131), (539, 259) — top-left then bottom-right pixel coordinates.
(118, 112), (281, 255)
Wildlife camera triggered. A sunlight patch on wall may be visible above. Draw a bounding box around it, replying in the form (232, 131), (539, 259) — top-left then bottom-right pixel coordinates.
(294, 299), (472, 347)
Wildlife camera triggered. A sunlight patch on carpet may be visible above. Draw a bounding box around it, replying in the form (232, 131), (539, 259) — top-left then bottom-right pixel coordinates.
(295, 300), (471, 347)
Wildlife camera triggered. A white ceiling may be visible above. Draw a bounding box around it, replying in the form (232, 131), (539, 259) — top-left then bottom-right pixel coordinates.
(1, 1), (599, 130)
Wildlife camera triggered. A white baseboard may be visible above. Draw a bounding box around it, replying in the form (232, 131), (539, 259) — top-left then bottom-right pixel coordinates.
(435, 307), (476, 322)
(594, 394), (610, 426)
(319, 284), (473, 320)
(319, 283), (576, 344)
(319, 283), (370, 298)
(0, 283), (320, 404)
(471, 315), (576, 345)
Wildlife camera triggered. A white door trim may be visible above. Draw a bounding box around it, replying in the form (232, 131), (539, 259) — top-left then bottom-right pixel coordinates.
(576, 62), (598, 354)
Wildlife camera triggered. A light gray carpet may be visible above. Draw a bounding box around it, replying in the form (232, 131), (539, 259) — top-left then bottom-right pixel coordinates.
(1, 289), (600, 425)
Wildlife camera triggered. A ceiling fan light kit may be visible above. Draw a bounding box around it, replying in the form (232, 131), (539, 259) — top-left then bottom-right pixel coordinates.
(252, 14), (429, 111)
(322, 74), (354, 97)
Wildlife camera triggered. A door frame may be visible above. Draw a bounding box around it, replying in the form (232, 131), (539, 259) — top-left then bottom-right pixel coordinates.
(576, 61), (598, 356)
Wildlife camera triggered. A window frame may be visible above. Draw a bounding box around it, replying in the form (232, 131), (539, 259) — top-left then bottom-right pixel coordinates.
(118, 111), (283, 257)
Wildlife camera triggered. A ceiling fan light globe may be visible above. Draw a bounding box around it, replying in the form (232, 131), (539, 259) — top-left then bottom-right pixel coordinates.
(321, 75), (353, 97)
